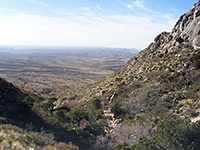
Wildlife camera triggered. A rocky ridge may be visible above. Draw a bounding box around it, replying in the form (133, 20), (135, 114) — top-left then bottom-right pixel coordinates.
(60, 1), (200, 138)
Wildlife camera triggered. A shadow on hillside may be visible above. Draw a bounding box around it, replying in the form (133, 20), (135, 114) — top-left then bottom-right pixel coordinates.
(0, 78), (90, 149)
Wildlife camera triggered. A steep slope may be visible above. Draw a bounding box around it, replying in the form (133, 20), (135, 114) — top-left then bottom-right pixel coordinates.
(0, 77), (95, 150)
(0, 78), (56, 149)
(0, 77), (36, 125)
(57, 1), (200, 148)
(0, 78), (82, 149)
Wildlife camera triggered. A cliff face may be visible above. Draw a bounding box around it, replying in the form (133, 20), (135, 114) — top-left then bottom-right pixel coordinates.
(173, 1), (200, 49)
(144, 1), (200, 54)
(122, 0), (200, 72)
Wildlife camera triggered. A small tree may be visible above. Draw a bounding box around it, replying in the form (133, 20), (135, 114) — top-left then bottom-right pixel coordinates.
(111, 102), (124, 117)
(92, 98), (101, 110)
(42, 97), (57, 115)
(23, 96), (34, 107)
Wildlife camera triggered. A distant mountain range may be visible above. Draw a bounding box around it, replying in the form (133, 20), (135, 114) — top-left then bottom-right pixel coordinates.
(0, 46), (140, 58)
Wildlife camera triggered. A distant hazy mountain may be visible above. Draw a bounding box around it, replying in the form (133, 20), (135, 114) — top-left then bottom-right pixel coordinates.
(0, 46), (140, 58)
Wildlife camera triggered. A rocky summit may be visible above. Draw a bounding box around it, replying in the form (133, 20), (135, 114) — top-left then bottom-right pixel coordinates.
(145, 1), (200, 53)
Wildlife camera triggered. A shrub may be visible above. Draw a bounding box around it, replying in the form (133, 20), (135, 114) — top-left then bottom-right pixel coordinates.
(69, 107), (89, 125)
(130, 115), (200, 150)
(158, 54), (164, 58)
(0, 136), (4, 143)
(115, 77), (123, 82)
(193, 85), (200, 92)
(42, 97), (57, 112)
(92, 98), (101, 110)
(35, 96), (44, 103)
(55, 110), (65, 120)
(190, 51), (200, 69)
(7, 134), (15, 148)
(23, 96), (34, 107)
(0, 124), (24, 133)
(185, 108), (198, 117)
(175, 37), (184, 43)
(114, 142), (130, 150)
(85, 120), (106, 136)
(0, 117), (7, 124)
(111, 102), (124, 117)
(24, 131), (55, 147)
(43, 142), (79, 150)
(54, 107), (70, 121)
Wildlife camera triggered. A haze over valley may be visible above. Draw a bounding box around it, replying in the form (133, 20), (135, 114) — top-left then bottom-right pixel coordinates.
(0, 46), (139, 98)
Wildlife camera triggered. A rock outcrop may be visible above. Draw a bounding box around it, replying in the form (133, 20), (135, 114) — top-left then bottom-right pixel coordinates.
(144, 0), (200, 54)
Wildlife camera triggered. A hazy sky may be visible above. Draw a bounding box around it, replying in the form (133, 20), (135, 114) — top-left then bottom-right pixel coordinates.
(0, 0), (198, 49)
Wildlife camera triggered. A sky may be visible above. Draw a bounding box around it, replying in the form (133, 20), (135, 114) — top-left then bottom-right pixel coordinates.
(0, 0), (198, 49)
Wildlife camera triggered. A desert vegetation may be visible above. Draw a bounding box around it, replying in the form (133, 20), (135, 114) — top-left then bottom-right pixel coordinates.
(0, 47), (137, 99)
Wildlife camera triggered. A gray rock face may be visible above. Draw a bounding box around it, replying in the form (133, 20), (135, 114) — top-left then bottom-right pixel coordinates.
(145, 1), (200, 52)
(118, 1), (200, 78)
(172, 1), (200, 49)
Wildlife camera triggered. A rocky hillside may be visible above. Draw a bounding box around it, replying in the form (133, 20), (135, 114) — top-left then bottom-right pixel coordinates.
(0, 77), (36, 125)
(57, 1), (200, 148)
(63, 0), (200, 116)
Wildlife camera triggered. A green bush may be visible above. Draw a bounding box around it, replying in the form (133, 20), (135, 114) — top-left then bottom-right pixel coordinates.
(190, 51), (200, 69)
(0, 136), (4, 143)
(42, 97), (57, 112)
(158, 54), (164, 58)
(111, 102), (124, 117)
(23, 96), (34, 107)
(92, 98), (101, 110)
(85, 120), (106, 136)
(0, 124), (24, 134)
(88, 108), (104, 121)
(54, 106), (70, 121)
(114, 142), (130, 150)
(129, 115), (200, 150)
(0, 117), (7, 124)
(0, 124), (55, 148)
(24, 131), (54, 147)
(68, 107), (89, 125)
(55, 110), (65, 119)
